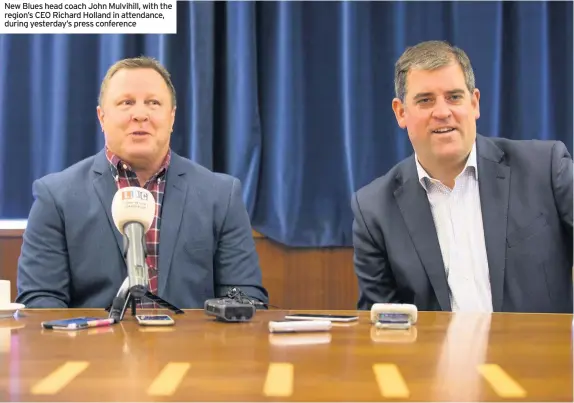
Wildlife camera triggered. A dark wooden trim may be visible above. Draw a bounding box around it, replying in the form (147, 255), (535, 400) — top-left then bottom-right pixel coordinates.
(0, 229), (25, 237)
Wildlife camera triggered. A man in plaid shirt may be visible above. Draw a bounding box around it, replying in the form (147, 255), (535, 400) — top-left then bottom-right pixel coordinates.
(16, 57), (269, 309)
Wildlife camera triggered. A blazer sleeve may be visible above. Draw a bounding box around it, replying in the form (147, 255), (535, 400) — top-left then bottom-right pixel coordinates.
(550, 141), (573, 231)
(351, 191), (398, 310)
(16, 179), (70, 308)
(213, 178), (269, 304)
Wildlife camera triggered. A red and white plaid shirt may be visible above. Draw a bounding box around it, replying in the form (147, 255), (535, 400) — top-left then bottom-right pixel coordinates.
(106, 147), (171, 308)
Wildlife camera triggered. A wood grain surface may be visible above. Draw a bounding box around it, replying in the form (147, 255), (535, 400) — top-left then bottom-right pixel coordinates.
(0, 309), (571, 401)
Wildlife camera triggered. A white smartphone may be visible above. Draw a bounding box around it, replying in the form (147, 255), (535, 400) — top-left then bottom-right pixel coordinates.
(284, 313), (359, 322)
(375, 312), (412, 329)
(135, 314), (175, 326)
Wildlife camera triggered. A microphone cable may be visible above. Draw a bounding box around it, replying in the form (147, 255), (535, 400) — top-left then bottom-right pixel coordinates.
(226, 287), (281, 310)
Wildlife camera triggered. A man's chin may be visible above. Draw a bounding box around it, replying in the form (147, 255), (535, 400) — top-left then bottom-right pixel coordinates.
(121, 148), (155, 165)
(431, 144), (467, 161)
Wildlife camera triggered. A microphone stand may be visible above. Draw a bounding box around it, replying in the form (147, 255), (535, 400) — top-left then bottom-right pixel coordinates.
(106, 232), (184, 322)
(106, 278), (184, 322)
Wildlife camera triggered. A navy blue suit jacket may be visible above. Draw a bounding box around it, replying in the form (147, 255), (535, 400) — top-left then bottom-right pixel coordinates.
(352, 135), (573, 313)
(16, 149), (268, 308)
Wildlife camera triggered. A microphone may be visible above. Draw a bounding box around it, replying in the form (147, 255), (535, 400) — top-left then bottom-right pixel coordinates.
(111, 187), (155, 299)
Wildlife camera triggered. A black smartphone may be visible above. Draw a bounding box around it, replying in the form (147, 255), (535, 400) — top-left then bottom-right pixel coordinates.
(284, 313), (359, 322)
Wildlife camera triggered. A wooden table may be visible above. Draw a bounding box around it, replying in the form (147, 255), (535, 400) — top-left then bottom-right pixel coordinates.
(0, 309), (571, 401)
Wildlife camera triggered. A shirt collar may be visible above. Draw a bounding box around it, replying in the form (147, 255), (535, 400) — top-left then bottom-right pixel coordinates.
(415, 141), (478, 190)
(105, 147), (171, 181)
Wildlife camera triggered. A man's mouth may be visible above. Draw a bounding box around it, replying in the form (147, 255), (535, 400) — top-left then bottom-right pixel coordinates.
(431, 127), (455, 134)
(131, 131), (150, 136)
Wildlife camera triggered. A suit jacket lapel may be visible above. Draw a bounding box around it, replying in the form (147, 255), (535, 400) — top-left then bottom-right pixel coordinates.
(476, 135), (510, 312)
(394, 158), (451, 311)
(158, 153), (189, 295)
(92, 150), (124, 258)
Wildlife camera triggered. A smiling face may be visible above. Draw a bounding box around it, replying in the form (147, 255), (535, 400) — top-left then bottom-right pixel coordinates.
(392, 62), (480, 173)
(97, 67), (176, 170)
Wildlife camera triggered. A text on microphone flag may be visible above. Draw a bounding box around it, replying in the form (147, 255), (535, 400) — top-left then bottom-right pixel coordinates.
(121, 189), (149, 201)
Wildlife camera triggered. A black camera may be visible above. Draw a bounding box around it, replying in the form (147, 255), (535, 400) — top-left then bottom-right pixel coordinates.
(204, 298), (256, 322)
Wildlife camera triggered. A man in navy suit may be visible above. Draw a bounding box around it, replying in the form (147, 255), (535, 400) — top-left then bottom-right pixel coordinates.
(17, 56), (268, 309)
(352, 41), (572, 313)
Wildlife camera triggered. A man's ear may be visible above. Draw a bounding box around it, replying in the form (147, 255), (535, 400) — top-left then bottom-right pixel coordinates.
(96, 105), (105, 132)
(392, 98), (407, 129)
(471, 88), (481, 120)
(170, 106), (176, 132)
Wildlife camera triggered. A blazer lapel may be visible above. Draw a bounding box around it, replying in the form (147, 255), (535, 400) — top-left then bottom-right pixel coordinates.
(476, 135), (510, 312)
(92, 150), (124, 258)
(158, 154), (189, 295)
(394, 158), (451, 311)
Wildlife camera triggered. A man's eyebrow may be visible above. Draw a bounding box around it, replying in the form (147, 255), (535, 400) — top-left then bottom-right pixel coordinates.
(413, 92), (434, 100)
(446, 89), (466, 95)
(412, 89), (466, 100)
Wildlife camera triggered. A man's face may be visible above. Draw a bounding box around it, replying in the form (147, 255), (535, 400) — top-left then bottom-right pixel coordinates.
(392, 63), (480, 168)
(97, 68), (176, 168)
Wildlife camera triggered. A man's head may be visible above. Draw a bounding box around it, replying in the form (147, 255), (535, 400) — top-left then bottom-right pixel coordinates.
(97, 56), (176, 170)
(391, 40), (480, 174)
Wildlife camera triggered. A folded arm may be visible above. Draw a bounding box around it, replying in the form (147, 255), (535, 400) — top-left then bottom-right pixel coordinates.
(214, 178), (269, 305)
(351, 192), (398, 310)
(551, 141), (573, 232)
(16, 179), (70, 308)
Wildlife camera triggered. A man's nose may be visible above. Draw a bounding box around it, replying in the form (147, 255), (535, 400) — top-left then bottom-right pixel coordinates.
(131, 105), (149, 122)
(431, 98), (452, 120)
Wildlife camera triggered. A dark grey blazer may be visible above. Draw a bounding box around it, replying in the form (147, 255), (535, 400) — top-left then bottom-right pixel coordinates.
(352, 134), (572, 313)
(16, 149), (268, 308)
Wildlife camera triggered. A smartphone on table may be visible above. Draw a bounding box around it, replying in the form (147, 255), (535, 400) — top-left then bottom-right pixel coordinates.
(284, 313), (359, 322)
(41, 317), (114, 330)
(135, 314), (175, 326)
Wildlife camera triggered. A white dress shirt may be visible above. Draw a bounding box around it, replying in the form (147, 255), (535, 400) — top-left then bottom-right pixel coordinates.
(415, 143), (493, 312)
